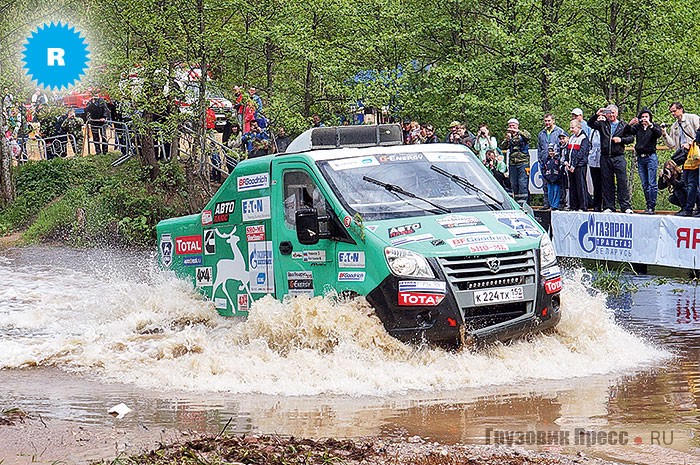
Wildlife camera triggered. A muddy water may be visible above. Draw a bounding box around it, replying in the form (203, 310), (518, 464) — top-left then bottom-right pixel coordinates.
(0, 246), (698, 464)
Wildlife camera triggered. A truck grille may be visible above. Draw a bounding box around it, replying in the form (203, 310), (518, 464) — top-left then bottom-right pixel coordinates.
(437, 250), (537, 331)
(437, 249), (536, 291)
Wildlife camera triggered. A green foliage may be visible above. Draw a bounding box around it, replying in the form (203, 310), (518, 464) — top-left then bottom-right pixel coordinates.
(2, 155), (189, 246)
(590, 262), (638, 297)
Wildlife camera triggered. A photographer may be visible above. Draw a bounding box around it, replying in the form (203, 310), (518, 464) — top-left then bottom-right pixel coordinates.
(587, 104), (634, 213)
(658, 159), (687, 211)
(626, 108), (662, 214)
(500, 118), (531, 205)
(662, 102), (700, 216)
(474, 124), (498, 163)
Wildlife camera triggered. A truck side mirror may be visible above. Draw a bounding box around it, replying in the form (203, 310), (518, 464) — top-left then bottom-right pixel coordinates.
(296, 208), (320, 245)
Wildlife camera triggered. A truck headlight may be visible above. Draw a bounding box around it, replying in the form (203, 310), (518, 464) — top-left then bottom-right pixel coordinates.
(539, 234), (557, 269)
(385, 247), (434, 278)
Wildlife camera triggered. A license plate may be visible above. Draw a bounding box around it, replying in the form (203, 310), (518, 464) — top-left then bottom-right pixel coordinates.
(473, 286), (524, 305)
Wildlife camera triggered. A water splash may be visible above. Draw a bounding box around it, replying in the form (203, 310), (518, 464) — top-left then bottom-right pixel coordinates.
(0, 248), (668, 396)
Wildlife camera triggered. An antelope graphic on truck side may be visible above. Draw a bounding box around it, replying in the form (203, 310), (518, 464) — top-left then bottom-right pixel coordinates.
(212, 227), (251, 308)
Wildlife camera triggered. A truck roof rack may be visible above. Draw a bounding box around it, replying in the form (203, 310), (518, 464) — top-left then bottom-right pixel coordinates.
(285, 124), (403, 153)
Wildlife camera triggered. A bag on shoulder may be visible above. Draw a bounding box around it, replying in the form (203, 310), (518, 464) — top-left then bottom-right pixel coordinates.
(684, 142), (700, 170)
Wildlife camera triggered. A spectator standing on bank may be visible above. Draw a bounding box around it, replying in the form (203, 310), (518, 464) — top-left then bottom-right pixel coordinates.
(474, 124), (499, 163)
(587, 104), (634, 213)
(60, 109), (85, 155)
(625, 108), (662, 214)
(2, 87), (13, 118)
(543, 144), (565, 210)
(537, 114), (567, 210)
(274, 127), (291, 153)
(501, 118), (531, 205)
(85, 91), (110, 154)
(484, 149), (508, 188)
(571, 108), (590, 137)
(658, 159), (686, 210)
(565, 120), (590, 211)
(242, 120), (270, 158)
(662, 102), (700, 216)
(311, 114), (324, 128)
(222, 121), (243, 173)
(31, 88), (47, 110)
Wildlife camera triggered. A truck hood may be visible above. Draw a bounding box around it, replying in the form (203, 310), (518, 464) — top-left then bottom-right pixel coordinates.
(361, 210), (544, 256)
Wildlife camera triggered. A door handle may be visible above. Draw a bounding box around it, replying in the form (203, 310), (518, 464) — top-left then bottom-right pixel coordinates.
(279, 241), (293, 255)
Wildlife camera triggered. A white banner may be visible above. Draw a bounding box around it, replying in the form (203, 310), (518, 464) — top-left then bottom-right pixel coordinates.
(551, 211), (700, 269)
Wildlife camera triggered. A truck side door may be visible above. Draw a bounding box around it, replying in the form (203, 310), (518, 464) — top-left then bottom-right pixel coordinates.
(272, 162), (337, 299)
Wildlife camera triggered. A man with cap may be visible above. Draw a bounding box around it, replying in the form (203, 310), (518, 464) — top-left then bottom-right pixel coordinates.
(587, 104), (634, 213)
(625, 108), (662, 214)
(571, 108), (590, 137)
(501, 118), (532, 205)
(537, 114), (567, 209)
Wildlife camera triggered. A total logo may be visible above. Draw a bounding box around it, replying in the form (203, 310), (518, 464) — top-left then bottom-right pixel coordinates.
(397, 280), (446, 306)
(237, 173), (269, 192)
(175, 235), (202, 255)
(544, 276), (562, 294)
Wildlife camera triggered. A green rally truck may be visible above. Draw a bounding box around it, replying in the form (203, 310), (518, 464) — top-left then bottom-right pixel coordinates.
(157, 124), (562, 347)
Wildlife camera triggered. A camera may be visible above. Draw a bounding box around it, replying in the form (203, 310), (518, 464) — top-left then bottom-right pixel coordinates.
(660, 123), (668, 129)
(602, 109), (612, 115)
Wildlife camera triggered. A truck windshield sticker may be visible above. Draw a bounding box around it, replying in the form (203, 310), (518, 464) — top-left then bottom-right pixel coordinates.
(213, 201), (236, 223)
(388, 223), (421, 238)
(338, 271), (366, 282)
(377, 153), (426, 164)
(390, 233), (434, 246)
(328, 156), (379, 171)
(175, 235), (202, 255)
(203, 230), (216, 255)
(338, 251), (365, 268)
(237, 173), (270, 192)
(424, 152), (470, 163)
(160, 234), (173, 267)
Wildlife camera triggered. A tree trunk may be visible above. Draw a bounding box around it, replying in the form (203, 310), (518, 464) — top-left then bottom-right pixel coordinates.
(0, 109), (15, 207)
(139, 111), (160, 181)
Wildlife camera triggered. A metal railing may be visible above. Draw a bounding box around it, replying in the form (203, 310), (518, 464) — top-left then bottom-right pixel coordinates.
(35, 134), (78, 160)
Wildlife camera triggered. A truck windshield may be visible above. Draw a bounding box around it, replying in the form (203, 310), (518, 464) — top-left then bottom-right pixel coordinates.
(317, 151), (510, 220)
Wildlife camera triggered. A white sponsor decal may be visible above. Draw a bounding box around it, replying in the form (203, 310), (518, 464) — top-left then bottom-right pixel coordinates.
(288, 289), (315, 297)
(246, 224), (265, 242)
(446, 234), (516, 249)
(237, 173), (270, 192)
(203, 229), (216, 255)
(303, 250), (326, 262)
(248, 241), (274, 293)
(214, 298), (228, 309)
(201, 210), (212, 225)
(328, 156), (379, 171)
(287, 271), (313, 280)
(195, 267), (213, 287)
(237, 294), (249, 312)
(160, 234), (173, 267)
(338, 251), (365, 268)
(398, 281), (446, 293)
(338, 271), (366, 282)
(390, 233), (435, 246)
(291, 251), (304, 260)
(467, 243), (510, 253)
(242, 196), (271, 222)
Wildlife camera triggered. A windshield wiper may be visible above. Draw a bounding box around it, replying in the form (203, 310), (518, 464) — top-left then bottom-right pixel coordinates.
(362, 176), (451, 214)
(430, 165), (502, 208)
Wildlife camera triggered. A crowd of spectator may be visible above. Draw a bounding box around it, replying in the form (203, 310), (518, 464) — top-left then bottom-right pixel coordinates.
(4, 83), (700, 215)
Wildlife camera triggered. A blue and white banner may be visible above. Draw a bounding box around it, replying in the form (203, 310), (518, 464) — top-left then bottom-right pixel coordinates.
(552, 211), (700, 269)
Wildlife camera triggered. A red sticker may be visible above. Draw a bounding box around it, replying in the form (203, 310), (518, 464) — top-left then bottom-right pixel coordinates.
(544, 276), (562, 294)
(398, 292), (445, 306)
(175, 235), (202, 255)
(246, 225), (265, 242)
(201, 210), (212, 225)
(343, 216), (352, 228)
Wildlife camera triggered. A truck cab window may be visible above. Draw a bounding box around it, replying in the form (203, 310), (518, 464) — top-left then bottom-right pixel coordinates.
(283, 170), (328, 229)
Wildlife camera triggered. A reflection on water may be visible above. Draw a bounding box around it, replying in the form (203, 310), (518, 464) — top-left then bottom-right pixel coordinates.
(1, 246), (699, 464)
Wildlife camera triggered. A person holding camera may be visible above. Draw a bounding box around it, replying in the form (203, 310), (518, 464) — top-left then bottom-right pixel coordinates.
(500, 118), (531, 205)
(662, 102), (700, 216)
(625, 108), (662, 214)
(587, 104), (634, 213)
(474, 124), (498, 163)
